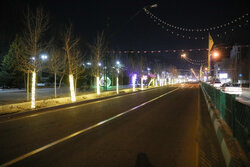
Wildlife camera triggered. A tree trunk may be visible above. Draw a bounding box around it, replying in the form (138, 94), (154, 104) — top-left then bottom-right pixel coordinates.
(24, 73), (26, 91)
(54, 72), (57, 98)
(74, 76), (77, 95)
(58, 73), (64, 89)
(27, 72), (29, 101)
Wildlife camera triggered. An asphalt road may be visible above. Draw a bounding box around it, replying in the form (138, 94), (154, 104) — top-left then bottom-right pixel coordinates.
(0, 84), (225, 167)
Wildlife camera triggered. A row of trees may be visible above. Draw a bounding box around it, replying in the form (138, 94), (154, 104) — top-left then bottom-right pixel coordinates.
(0, 7), (106, 101)
(0, 7), (178, 104)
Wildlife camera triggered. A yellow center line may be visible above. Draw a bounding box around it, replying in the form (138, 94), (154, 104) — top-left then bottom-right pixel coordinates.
(0, 88), (179, 167)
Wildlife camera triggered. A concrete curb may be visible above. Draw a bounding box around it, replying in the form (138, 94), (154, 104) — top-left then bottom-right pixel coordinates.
(0, 87), (140, 115)
(200, 84), (248, 167)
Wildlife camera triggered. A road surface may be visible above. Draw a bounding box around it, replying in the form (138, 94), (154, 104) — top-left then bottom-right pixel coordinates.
(0, 84), (225, 167)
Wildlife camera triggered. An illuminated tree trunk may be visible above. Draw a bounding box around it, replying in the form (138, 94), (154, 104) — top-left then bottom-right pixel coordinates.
(116, 77), (119, 94)
(66, 45), (76, 102)
(69, 74), (76, 102)
(141, 77), (143, 90)
(132, 74), (136, 92)
(31, 71), (36, 108)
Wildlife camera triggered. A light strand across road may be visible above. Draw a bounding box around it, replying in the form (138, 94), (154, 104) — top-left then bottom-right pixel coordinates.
(0, 88), (179, 167)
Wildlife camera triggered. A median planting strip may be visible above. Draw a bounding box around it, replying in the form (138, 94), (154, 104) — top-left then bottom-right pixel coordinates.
(0, 86), (177, 122)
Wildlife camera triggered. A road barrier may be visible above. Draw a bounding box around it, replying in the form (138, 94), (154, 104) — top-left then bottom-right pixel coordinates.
(201, 82), (250, 157)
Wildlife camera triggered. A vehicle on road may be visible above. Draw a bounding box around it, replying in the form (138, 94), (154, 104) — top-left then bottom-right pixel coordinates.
(221, 83), (242, 95)
(212, 81), (222, 88)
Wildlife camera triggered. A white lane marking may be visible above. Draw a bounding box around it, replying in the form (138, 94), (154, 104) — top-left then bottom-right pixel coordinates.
(0, 88), (179, 167)
(0, 87), (173, 124)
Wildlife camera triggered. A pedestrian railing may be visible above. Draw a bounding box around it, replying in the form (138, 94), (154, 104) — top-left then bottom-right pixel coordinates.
(201, 82), (250, 155)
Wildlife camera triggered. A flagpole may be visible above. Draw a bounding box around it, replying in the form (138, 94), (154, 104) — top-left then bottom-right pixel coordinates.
(208, 49), (211, 72)
(208, 33), (214, 76)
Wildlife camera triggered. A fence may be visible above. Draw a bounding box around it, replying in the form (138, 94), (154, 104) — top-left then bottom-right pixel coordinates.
(201, 82), (250, 155)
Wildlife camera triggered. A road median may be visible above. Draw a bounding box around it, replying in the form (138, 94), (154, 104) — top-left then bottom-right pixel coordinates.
(0, 86), (173, 119)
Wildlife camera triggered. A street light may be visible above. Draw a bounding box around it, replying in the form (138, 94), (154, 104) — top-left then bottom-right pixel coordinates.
(147, 67), (151, 75)
(116, 60), (120, 65)
(181, 53), (186, 58)
(40, 54), (48, 60)
(150, 4), (158, 8)
(213, 51), (219, 59)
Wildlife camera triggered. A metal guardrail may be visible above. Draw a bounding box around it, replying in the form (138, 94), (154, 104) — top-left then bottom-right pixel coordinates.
(201, 82), (250, 155)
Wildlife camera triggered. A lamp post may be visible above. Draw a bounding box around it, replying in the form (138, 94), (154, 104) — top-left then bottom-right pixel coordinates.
(210, 51), (220, 79)
(147, 67), (151, 75)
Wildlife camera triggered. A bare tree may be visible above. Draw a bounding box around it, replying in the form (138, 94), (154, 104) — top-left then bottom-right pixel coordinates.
(23, 7), (49, 72)
(48, 48), (65, 97)
(127, 51), (138, 75)
(138, 55), (146, 75)
(22, 7), (49, 107)
(11, 35), (32, 101)
(71, 48), (85, 94)
(89, 32), (107, 92)
(167, 65), (178, 78)
(14, 7), (49, 102)
(154, 63), (162, 75)
(63, 25), (79, 76)
(90, 32), (106, 77)
(63, 24), (80, 101)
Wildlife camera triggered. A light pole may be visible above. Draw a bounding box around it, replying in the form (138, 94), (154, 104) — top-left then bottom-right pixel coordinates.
(210, 51), (220, 79)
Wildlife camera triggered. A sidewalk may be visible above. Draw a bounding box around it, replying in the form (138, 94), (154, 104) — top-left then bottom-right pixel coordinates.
(0, 86), (131, 105)
(0, 85), (159, 115)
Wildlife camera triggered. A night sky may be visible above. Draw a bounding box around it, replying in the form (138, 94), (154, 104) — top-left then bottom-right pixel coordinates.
(0, 0), (249, 69)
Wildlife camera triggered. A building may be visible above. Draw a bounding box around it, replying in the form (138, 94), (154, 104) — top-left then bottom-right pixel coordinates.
(213, 44), (250, 83)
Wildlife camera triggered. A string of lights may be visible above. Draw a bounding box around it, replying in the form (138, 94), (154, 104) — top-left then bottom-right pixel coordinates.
(144, 8), (248, 33)
(182, 58), (206, 66)
(143, 8), (249, 40)
(184, 56), (207, 62)
(108, 45), (250, 54)
(154, 20), (248, 40)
